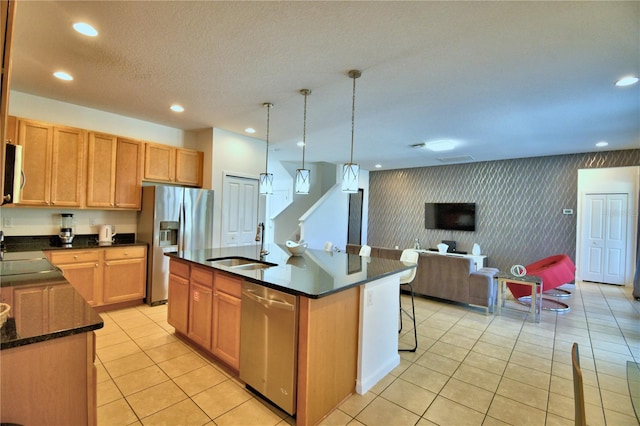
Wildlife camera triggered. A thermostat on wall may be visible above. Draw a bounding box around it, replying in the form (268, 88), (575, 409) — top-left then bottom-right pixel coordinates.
(563, 209), (573, 215)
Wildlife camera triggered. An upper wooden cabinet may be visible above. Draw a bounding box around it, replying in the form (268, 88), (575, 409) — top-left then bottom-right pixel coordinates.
(17, 118), (86, 207)
(86, 132), (117, 208)
(114, 138), (143, 209)
(144, 143), (203, 187)
(176, 148), (203, 187)
(86, 133), (143, 210)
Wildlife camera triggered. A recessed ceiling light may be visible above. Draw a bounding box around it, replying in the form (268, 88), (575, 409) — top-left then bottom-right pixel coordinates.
(53, 71), (73, 81)
(615, 75), (639, 87)
(170, 104), (184, 113)
(297, 141), (305, 147)
(245, 128), (256, 134)
(375, 164), (382, 168)
(595, 141), (609, 147)
(73, 22), (98, 37)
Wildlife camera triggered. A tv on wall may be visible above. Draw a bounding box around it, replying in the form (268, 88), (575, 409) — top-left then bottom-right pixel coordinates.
(425, 202), (476, 232)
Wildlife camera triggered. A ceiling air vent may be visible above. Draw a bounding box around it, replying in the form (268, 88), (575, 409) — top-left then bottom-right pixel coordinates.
(437, 155), (475, 164)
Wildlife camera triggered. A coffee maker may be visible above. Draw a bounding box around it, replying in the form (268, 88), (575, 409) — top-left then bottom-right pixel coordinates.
(59, 213), (74, 246)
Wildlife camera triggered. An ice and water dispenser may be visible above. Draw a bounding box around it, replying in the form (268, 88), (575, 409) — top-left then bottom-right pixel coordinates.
(159, 221), (178, 246)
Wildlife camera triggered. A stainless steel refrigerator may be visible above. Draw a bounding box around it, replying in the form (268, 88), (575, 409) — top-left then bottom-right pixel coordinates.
(137, 185), (214, 305)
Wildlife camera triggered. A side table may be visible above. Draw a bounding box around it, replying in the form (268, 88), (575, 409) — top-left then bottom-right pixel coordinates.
(496, 272), (543, 323)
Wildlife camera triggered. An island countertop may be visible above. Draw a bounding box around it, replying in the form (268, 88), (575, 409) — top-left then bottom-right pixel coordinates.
(0, 251), (104, 350)
(165, 243), (414, 298)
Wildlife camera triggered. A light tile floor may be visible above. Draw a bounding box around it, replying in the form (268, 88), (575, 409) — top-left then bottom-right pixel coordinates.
(96, 280), (640, 425)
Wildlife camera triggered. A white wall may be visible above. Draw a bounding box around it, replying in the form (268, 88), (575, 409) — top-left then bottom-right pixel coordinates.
(576, 166), (639, 284)
(210, 128), (266, 248)
(9, 91), (195, 147)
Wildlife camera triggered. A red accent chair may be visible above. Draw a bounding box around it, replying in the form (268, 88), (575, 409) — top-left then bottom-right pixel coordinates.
(507, 254), (576, 300)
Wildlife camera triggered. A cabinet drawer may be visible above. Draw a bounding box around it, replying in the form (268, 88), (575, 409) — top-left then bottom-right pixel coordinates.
(191, 266), (214, 288)
(170, 259), (190, 279)
(104, 246), (146, 260)
(214, 272), (242, 298)
(49, 250), (101, 264)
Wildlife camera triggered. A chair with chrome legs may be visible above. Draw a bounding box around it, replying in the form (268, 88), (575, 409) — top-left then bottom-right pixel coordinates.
(572, 342), (586, 426)
(398, 249), (419, 352)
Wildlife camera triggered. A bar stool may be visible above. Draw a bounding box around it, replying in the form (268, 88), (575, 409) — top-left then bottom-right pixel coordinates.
(399, 249), (419, 352)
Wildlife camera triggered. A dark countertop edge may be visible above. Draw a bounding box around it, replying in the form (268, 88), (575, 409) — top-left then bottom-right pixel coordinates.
(43, 241), (148, 251)
(0, 322), (104, 350)
(165, 252), (415, 299)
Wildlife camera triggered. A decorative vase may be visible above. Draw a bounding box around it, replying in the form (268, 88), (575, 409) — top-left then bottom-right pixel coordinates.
(472, 243), (481, 256)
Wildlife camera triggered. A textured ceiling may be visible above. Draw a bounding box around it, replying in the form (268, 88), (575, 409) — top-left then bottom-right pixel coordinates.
(10, 1), (640, 171)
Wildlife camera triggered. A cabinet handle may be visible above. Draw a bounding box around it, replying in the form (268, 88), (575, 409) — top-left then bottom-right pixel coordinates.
(73, 255), (78, 259)
(95, 263), (99, 268)
(124, 252), (128, 256)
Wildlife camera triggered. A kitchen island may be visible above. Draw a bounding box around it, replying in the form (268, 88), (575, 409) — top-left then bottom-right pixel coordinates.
(0, 251), (104, 425)
(166, 244), (414, 426)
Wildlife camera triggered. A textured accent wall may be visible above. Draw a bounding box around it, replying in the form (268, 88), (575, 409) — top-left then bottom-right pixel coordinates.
(369, 149), (640, 271)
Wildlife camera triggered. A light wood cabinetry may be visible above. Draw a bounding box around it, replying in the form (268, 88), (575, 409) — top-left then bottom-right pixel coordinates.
(103, 246), (146, 304)
(167, 259), (242, 371)
(188, 266), (213, 349)
(48, 250), (102, 306)
(144, 142), (175, 182)
(145, 143), (203, 187)
(1, 331), (97, 426)
(212, 271), (242, 370)
(176, 148), (204, 187)
(114, 137), (143, 209)
(16, 118), (86, 207)
(47, 246), (147, 309)
(86, 132), (117, 208)
(168, 258), (190, 334)
(1, 0), (16, 198)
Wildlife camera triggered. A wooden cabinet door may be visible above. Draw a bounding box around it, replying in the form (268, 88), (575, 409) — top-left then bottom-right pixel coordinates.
(48, 284), (88, 331)
(57, 261), (102, 307)
(168, 273), (189, 334)
(12, 285), (48, 336)
(144, 142), (175, 182)
(114, 138), (142, 209)
(17, 119), (52, 205)
(50, 126), (85, 207)
(175, 148), (203, 187)
(212, 273), (242, 370)
(103, 257), (146, 304)
(86, 132), (117, 208)
(188, 281), (213, 349)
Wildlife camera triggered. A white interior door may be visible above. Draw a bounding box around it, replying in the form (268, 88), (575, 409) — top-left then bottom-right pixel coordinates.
(222, 175), (259, 247)
(580, 193), (628, 284)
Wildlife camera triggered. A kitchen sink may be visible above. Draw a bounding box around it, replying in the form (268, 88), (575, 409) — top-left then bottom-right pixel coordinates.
(206, 257), (276, 270)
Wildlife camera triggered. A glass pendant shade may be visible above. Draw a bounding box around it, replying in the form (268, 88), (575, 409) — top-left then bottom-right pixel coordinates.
(259, 172), (273, 195)
(342, 162), (359, 193)
(295, 168), (310, 194)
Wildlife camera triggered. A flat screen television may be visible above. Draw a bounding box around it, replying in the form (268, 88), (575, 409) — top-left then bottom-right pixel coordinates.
(425, 202), (476, 232)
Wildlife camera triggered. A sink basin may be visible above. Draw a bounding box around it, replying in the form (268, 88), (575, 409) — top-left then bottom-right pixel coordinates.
(206, 257), (276, 270)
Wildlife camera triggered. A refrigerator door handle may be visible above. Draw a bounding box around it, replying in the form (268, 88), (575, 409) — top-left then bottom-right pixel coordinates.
(178, 197), (185, 251)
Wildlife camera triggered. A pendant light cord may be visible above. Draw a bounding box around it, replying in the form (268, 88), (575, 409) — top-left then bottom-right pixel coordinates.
(348, 70), (361, 164)
(302, 90), (308, 168)
(263, 102), (272, 172)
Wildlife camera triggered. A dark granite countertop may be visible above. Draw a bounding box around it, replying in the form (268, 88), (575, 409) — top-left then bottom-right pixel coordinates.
(3, 233), (146, 252)
(0, 252), (104, 350)
(166, 243), (415, 299)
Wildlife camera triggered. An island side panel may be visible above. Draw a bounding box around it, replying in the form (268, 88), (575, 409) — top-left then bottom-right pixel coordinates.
(297, 286), (360, 426)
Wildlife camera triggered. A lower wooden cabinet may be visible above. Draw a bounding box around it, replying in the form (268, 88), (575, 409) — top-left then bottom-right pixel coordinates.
(46, 246), (147, 309)
(167, 259), (242, 371)
(212, 272), (242, 370)
(168, 259), (190, 334)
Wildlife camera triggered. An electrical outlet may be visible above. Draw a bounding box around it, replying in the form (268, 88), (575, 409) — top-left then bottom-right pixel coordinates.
(366, 291), (373, 307)
(3, 217), (13, 228)
(89, 218), (97, 226)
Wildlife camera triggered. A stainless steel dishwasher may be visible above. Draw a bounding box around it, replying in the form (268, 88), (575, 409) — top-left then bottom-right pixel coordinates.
(240, 281), (298, 415)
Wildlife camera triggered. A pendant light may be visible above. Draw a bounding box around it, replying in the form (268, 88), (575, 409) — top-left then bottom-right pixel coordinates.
(259, 102), (274, 195)
(342, 70), (361, 193)
(295, 89), (311, 194)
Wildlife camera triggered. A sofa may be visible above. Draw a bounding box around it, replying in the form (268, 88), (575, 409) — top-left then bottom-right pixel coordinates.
(346, 244), (497, 311)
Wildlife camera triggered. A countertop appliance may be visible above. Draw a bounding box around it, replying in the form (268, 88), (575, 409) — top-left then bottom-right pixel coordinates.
(240, 281), (298, 415)
(137, 185), (214, 305)
(98, 224), (117, 245)
(58, 213), (74, 246)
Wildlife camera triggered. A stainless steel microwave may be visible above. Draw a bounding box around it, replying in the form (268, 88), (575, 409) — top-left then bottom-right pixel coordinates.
(2, 143), (22, 205)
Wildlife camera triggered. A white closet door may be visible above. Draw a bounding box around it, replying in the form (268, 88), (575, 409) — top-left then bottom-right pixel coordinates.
(222, 175), (259, 247)
(580, 193), (627, 284)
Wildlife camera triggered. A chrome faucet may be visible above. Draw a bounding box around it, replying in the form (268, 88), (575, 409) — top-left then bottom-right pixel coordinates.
(255, 222), (269, 258)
